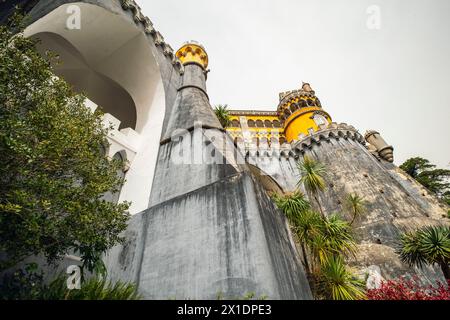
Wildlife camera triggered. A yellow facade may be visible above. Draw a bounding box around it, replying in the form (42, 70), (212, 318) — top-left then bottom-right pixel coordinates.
(284, 107), (331, 142)
(176, 42), (209, 69)
(224, 83), (332, 145)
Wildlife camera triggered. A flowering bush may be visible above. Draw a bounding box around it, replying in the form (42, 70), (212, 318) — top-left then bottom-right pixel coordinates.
(367, 277), (450, 300)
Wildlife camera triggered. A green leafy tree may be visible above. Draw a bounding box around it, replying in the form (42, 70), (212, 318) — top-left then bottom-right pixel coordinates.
(214, 104), (232, 128)
(317, 256), (366, 300)
(297, 156), (327, 218)
(344, 193), (367, 226)
(398, 225), (450, 280)
(400, 157), (450, 201)
(0, 16), (130, 272)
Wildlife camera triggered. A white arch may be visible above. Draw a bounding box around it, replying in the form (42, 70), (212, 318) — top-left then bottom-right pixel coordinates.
(24, 2), (166, 214)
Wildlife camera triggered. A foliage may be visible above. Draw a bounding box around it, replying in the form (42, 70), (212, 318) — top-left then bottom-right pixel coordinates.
(297, 156), (327, 217)
(214, 104), (232, 128)
(398, 225), (450, 280)
(367, 277), (450, 300)
(0, 266), (140, 300)
(316, 256), (366, 300)
(273, 192), (362, 299)
(344, 193), (367, 225)
(400, 157), (450, 200)
(272, 191), (310, 221)
(0, 16), (130, 272)
(43, 276), (141, 300)
(0, 263), (44, 300)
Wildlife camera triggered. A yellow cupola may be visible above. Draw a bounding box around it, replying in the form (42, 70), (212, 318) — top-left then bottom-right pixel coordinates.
(278, 83), (332, 143)
(176, 41), (209, 70)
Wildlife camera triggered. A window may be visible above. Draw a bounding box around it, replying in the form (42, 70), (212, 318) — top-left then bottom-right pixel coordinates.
(313, 114), (327, 126)
(231, 119), (240, 127)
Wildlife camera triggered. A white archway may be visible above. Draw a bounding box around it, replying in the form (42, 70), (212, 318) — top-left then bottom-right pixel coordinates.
(24, 2), (166, 214)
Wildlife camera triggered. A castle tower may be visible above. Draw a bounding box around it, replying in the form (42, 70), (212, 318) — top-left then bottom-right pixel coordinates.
(105, 41), (312, 300)
(223, 84), (448, 283)
(278, 83), (332, 143)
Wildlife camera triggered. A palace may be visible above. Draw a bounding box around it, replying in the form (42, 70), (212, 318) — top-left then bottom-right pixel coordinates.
(1, 0), (448, 299)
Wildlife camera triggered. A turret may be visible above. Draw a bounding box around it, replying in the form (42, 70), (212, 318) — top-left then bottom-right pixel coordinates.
(162, 41), (221, 141)
(364, 130), (394, 163)
(278, 83), (332, 143)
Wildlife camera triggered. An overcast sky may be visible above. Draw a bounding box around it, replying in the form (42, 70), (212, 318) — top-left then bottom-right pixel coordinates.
(137, 0), (450, 168)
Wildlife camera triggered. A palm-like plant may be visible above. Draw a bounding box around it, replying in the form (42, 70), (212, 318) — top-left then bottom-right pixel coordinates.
(322, 214), (357, 257)
(297, 156), (327, 218)
(399, 225), (450, 280)
(309, 214), (357, 266)
(272, 191), (311, 221)
(43, 276), (141, 300)
(344, 193), (367, 225)
(293, 210), (324, 274)
(214, 104), (232, 128)
(317, 256), (366, 300)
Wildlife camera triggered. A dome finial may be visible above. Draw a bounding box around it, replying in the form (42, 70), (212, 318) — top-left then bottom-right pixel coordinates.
(302, 82), (313, 92)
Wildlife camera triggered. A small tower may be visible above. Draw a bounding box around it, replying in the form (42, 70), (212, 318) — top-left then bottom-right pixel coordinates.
(278, 83), (332, 143)
(176, 41), (209, 70)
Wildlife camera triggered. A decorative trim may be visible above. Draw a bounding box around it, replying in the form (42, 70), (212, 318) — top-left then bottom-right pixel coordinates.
(119, 0), (184, 74)
(242, 122), (365, 160)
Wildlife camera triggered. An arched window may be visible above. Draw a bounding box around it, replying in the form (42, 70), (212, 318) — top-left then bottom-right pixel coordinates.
(256, 119), (264, 127)
(264, 120), (273, 128)
(231, 119), (240, 127)
(247, 119), (255, 127)
(273, 120), (282, 128)
(307, 99), (315, 107)
(313, 114), (327, 126)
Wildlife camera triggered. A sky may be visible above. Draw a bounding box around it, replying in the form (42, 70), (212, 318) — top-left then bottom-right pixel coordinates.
(137, 0), (450, 168)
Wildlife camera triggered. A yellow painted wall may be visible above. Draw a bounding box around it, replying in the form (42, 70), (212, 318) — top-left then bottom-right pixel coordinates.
(284, 109), (331, 142)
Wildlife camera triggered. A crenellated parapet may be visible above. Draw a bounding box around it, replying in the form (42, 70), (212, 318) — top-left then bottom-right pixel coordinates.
(119, 0), (185, 74)
(241, 122), (365, 160)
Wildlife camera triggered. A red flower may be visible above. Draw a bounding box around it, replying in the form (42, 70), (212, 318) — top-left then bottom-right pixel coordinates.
(367, 276), (450, 300)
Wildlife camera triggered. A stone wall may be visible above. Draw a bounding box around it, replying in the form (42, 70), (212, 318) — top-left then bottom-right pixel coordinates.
(247, 124), (448, 284)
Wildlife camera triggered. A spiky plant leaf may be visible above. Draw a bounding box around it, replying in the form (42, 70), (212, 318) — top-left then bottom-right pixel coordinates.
(214, 104), (231, 128)
(296, 156), (327, 195)
(317, 256), (366, 300)
(272, 191), (311, 221)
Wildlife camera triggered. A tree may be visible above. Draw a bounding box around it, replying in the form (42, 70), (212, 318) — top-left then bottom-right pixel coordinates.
(344, 193), (367, 226)
(400, 157), (450, 200)
(214, 104), (232, 128)
(398, 226), (450, 280)
(297, 156), (327, 218)
(0, 16), (130, 272)
(316, 255), (366, 300)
